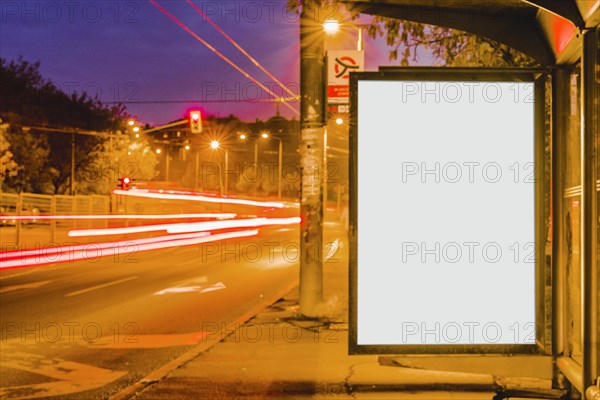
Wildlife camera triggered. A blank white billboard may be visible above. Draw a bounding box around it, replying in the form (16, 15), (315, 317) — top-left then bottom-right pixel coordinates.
(356, 80), (536, 346)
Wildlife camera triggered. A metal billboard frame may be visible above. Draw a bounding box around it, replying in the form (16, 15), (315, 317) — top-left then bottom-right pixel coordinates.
(348, 67), (549, 355)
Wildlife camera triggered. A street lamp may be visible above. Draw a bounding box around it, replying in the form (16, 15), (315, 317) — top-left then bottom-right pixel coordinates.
(155, 148), (170, 181)
(240, 133), (259, 195)
(261, 132), (283, 200)
(209, 140), (227, 195)
(323, 18), (365, 51)
(323, 19), (340, 34)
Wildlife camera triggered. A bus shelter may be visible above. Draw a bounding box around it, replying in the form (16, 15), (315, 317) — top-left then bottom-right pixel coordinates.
(342, 1), (598, 398)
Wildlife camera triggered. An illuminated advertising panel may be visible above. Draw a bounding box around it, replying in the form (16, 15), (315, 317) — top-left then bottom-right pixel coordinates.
(349, 69), (547, 354)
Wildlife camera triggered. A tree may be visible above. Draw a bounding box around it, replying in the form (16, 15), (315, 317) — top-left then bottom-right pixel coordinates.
(0, 57), (136, 194)
(366, 17), (538, 67)
(0, 122), (19, 186)
(2, 127), (51, 193)
(79, 134), (158, 195)
(0, 57), (127, 130)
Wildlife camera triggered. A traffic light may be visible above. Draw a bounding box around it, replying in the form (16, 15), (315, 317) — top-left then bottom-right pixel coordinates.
(117, 177), (133, 190)
(189, 110), (202, 134)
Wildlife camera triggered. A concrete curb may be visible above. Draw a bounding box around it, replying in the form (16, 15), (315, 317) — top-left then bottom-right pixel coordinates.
(108, 278), (299, 400)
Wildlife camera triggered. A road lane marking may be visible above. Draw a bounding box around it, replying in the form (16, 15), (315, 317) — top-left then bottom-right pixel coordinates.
(154, 286), (202, 295)
(0, 268), (41, 280)
(177, 257), (203, 266)
(64, 276), (138, 297)
(109, 277), (299, 400)
(0, 280), (52, 294)
(172, 275), (208, 285)
(0, 328), (211, 350)
(89, 331), (210, 349)
(154, 281), (225, 295)
(324, 238), (340, 261)
(172, 247), (194, 256)
(0, 351), (127, 399)
(200, 282), (226, 293)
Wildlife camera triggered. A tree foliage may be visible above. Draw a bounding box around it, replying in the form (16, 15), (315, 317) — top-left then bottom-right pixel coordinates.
(287, 1), (537, 67)
(0, 57), (127, 130)
(2, 127), (51, 193)
(367, 17), (538, 67)
(0, 122), (19, 185)
(0, 57), (152, 194)
(78, 134), (158, 195)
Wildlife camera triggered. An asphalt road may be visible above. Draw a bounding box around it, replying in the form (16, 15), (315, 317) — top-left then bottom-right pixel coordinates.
(0, 224), (304, 400)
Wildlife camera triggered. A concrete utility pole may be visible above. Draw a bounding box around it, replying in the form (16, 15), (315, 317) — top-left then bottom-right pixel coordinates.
(299, 0), (325, 316)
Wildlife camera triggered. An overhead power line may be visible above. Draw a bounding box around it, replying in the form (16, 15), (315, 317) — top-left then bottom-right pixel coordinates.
(148, 0), (299, 116)
(106, 97), (299, 105)
(186, 0), (297, 98)
(9, 123), (112, 138)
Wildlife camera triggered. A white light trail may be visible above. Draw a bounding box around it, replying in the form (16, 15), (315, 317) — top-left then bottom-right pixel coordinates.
(113, 189), (285, 208)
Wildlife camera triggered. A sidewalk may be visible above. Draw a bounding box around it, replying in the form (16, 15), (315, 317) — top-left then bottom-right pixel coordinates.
(125, 221), (555, 400)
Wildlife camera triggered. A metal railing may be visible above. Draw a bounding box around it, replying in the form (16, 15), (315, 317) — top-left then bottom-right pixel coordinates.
(0, 192), (110, 244)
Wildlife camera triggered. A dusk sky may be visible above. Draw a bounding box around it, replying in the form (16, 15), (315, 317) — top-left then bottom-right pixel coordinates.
(0, 1), (407, 126)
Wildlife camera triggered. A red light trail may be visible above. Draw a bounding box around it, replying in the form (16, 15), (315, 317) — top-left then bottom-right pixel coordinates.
(1, 230), (258, 270)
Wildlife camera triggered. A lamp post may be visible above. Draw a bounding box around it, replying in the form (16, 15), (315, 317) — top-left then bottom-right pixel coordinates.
(224, 149), (229, 194)
(239, 132), (257, 164)
(155, 148), (170, 182)
(194, 149), (200, 191)
(261, 132), (283, 200)
(240, 133), (260, 196)
(210, 140), (228, 196)
(70, 133), (75, 195)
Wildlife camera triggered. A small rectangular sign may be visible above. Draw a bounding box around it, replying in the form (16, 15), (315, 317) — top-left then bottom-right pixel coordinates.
(328, 85), (350, 99)
(327, 50), (364, 104)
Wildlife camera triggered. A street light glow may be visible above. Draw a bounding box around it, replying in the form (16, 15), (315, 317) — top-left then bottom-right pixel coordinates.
(239, 133), (247, 140)
(133, 126), (140, 132)
(128, 120), (135, 126)
(156, 149), (161, 154)
(210, 140), (220, 150)
(323, 19), (340, 34)
(336, 117), (344, 125)
(322, 19), (364, 51)
(261, 132), (269, 139)
(135, 133), (140, 138)
(185, 145), (190, 150)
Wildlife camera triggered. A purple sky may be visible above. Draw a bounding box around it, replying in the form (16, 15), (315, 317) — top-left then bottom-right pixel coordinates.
(1, 1), (424, 126)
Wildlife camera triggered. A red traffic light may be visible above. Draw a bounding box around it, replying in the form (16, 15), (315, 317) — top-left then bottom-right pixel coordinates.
(189, 110), (202, 133)
(117, 177), (133, 190)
